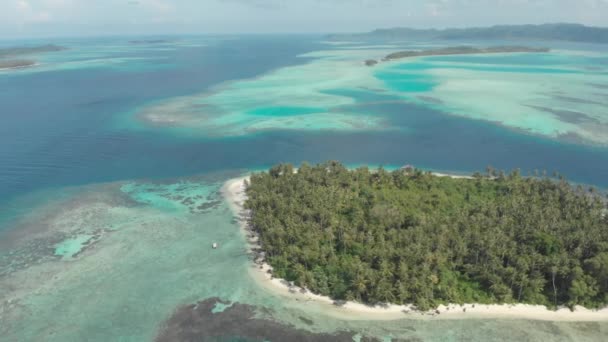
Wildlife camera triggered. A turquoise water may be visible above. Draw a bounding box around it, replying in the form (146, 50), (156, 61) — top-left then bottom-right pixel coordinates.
(247, 106), (325, 117)
(1, 36), (608, 341)
(376, 70), (439, 92)
(389, 60), (582, 74)
(426, 53), (608, 67)
(54, 234), (94, 259)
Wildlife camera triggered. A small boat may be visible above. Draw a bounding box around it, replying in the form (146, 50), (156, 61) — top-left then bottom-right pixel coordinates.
(212, 242), (218, 249)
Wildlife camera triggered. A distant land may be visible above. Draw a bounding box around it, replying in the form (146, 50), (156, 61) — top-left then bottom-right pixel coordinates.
(383, 46), (550, 61)
(0, 44), (66, 58)
(0, 44), (66, 70)
(362, 46), (550, 67)
(328, 23), (608, 43)
(0, 60), (36, 69)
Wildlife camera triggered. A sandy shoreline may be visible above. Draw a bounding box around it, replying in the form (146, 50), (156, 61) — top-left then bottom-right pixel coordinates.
(0, 62), (38, 71)
(221, 175), (608, 321)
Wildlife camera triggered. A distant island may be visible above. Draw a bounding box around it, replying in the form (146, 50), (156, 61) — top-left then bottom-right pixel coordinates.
(0, 59), (36, 69)
(0, 44), (66, 70)
(382, 46), (550, 61)
(364, 59), (378, 66)
(241, 161), (608, 312)
(0, 44), (66, 58)
(328, 23), (608, 44)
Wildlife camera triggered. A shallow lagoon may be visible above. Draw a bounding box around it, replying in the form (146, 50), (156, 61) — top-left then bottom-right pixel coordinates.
(1, 36), (608, 341)
(130, 41), (608, 144)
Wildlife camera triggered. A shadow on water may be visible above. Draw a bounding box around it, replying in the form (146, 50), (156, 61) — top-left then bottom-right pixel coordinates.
(156, 298), (379, 342)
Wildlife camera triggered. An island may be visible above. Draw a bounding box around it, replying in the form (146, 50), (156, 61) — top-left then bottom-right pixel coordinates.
(364, 59), (378, 67)
(0, 44), (66, 58)
(328, 23), (608, 44)
(0, 59), (36, 70)
(0, 44), (66, 71)
(229, 161), (608, 317)
(382, 46), (550, 61)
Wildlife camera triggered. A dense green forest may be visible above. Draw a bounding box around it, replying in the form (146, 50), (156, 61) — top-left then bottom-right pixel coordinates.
(244, 161), (608, 310)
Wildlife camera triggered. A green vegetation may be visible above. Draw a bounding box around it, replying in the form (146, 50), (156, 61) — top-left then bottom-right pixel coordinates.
(383, 46), (550, 61)
(244, 161), (608, 310)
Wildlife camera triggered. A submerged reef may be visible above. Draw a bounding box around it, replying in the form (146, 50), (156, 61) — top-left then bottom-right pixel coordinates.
(130, 44), (608, 146)
(156, 297), (387, 342)
(133, 52), (388, 136)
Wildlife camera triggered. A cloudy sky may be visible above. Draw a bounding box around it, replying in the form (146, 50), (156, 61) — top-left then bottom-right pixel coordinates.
(2, 0), (608, 38)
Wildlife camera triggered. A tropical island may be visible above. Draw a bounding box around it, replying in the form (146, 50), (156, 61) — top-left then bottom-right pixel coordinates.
(328, 23), (608, 44)
(0, 44), (66, 58)
(235, 161), (608, 315)
(0, 59), (36, 69)
(0, 44), (66, 70)
(382, 46), (550, 61)
(364, 59), (378, 67)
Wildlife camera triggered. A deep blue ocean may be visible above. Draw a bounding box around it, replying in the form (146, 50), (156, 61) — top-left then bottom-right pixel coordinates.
(1, 36), (322, 201)
(2, 36), (607, 203)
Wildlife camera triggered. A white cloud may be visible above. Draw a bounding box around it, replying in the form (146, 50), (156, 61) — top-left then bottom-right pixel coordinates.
(15, 0), (54, 23)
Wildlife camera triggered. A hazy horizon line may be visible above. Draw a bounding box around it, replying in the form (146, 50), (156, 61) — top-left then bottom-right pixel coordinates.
(2, 22), (606, 42)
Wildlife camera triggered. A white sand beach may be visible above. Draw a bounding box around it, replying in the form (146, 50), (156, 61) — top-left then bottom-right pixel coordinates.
(0, 63), (37, 71)
(221, 175), (608, 322)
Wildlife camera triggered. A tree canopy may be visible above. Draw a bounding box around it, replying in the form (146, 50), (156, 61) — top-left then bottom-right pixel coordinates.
(244, 161), (608, 310)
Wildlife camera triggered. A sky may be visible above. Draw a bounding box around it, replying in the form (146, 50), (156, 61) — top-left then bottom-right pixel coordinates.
(1, 0), (608, 38)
